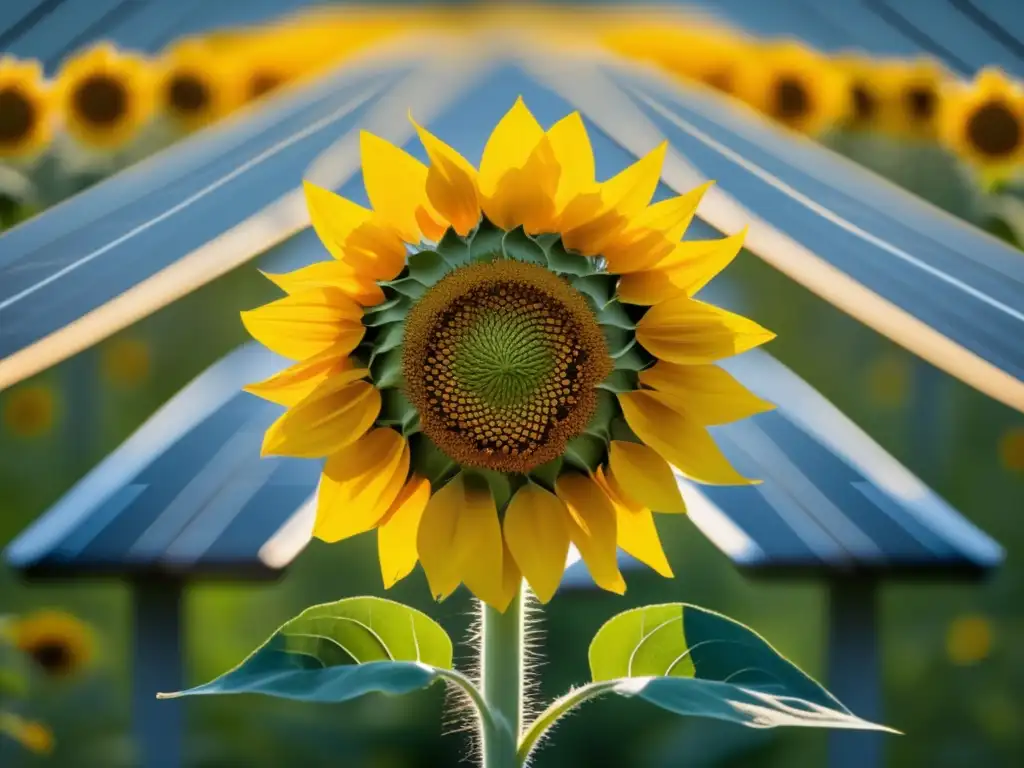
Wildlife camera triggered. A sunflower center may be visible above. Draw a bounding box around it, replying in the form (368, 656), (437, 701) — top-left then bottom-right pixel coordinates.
(30, 641), (73, 675)
(73, 74), (128, 126)
(966, 101), (1022, 157)
(904, 86), (936, 121)
(774, 76), (810, 120)
(249, 73), (281, 100)
(851, 83), (876, 121)
(167, 73), (209, 114)
(403, 259), (612, 473)
(0, 87), (35, 143)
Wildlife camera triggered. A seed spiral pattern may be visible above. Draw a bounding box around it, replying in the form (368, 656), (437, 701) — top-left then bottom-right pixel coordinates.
(403, 260), (612, 473)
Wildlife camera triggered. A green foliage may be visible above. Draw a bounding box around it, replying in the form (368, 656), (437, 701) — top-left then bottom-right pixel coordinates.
(159, 598), (452, 704)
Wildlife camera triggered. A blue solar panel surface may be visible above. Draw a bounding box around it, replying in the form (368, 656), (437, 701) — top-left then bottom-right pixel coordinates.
(5, 64), (1002, 584)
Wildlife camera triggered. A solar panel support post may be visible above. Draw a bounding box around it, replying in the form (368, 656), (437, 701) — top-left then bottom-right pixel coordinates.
(826, 577), (883, 768)
(132, 576), (185, 768)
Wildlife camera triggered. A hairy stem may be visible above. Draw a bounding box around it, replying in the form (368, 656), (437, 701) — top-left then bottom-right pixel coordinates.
(517, 681), (617, 764)
(480, 588), (525, 768)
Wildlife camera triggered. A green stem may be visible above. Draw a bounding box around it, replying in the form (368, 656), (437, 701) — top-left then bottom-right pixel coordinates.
(480, 588), (524, 768)
(517, 681), (617, 764)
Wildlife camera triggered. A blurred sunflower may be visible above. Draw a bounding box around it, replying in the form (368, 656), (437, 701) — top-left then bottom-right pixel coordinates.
(7, 610), (94, 679)
(157, 38), (241, 132)
(241, 99), (774, 609)
(997, 426), (1024, 472)
(834, 54), (885, 132)
(940, 67), (1024, 187)
(101, 336), (151, 388)
(2, 384), (57, 438)
(946, 614), (993, 666)
(882, 58), (948, 140)
(733, 40), (849, 135)
(0, 713), (53, 755)
(55, 42), (156, 150)
(0, 56), (54, 161)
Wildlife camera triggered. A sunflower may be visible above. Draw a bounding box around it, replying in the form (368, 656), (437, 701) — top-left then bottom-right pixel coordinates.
(55, 42), (156, 150)
(879, 58), (948, 140)
(0, 713), (53, 755)
(241, 99), (773, 610)
(7, 610), (94, 678)
(100, 336), (151, 388)
(834, 54), (886, 132)
(733, 40), (849, 135)
(156, 38), (242, 132)
(0, 56), (54, 161)
(939, 67), (1024, 188)
(2, 384), (57, 438)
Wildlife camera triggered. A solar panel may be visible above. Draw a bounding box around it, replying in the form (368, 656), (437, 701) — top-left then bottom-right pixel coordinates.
(3, 343), (319, 578)
(561, 346), (1003, 591)
(520, 52), (1024, 413)
(0, 47), (479, 391)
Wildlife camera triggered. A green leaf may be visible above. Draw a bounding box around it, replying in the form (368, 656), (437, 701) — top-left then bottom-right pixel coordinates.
(597, 369), (638, 395)
(374, 322), (405, 355)
(602, 326), (636, 358)
(587, 604), (895, 732)
(370, 348), (404, 389)
(546, 239), (596, 276)
(528, 457), (563, 491)
(501, 227), (547, 265)
(158, 597), (452, 703)
(408, 250), (450, 285)
(466, 469), (513, 511)
(387, 277), (427, 300)
(597, 301), (636, 330)
(582, 389), (617, 442)
(378, 388), (416, 428)
(470, 218), (505, 263)
(571, 274), (617, 309)
(613, 344), (654, 372)
(436, 228), (470, 267)
(410, 434), (458, 487)
(363, 295), (408, 327)
(563, 433), (607, 472)
(610, 417), (642, 444)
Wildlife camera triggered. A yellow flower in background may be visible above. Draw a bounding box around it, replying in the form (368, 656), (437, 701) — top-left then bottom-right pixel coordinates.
(101, 336), (151, 388)
(733, 40), (849, 135)
(55, 42), (156, 150)
(879, 58), (948, 140)
(7, 610), (95, 679)
(864, 353), (910, 408)
(939, 67), (1024, 188)
(0, 713), (54, 755)
(0, 56), (54, 160)
(2, 384), (57, 438)
(997, 426), (1024, 472)
(946, 614), (993, 666)
(241, 98), (774, 610)
(834, 54), (886, 132)
(157, 38), (242, 132)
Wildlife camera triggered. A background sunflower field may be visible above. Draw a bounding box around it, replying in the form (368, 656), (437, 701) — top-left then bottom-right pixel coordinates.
(1, 1), (1023, 767)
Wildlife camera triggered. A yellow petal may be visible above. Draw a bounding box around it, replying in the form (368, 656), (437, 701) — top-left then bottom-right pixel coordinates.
(244, 344), (353, 406)
(315, 429), (409, 543)
(410, 115), (480, 236)
(608, 440), (687, 513)
(560, 193), (629, 256)
(377, 474), (432, 588)
(261, 260), (385, 306)
(477, 97), (544, 201)
(615, 269), (682, 305)
(495, 541), (523, 613)
(482, 135), (560, 233)
(637, 181), (713, 241)
(603, 226), (676, 274)
(547, 112), (595, 211)
(303, 180), (406, 280)
(637, 296), (775, 364)
(600, 141), (667, 218)
(503, 483), (571, 604)
(614, 503), (674, 578)
(416, 473), (505, 606)
(241, 288), (364, 360)
(618, 390), (755, 485)
(639, 361), (774, 425)
(555, 473), (625, 594)
(360, 131), (435, 244)
(261, 374), (379, 458)
(593, 465), (645, 515)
